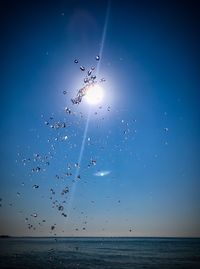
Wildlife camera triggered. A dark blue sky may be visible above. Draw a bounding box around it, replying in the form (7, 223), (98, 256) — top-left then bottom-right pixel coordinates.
(0, 0), (199, 236)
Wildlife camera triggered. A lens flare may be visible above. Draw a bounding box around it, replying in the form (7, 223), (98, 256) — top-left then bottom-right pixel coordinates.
(85, 84), (104, 105)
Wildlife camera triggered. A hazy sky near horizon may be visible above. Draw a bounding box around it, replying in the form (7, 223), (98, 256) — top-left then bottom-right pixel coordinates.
(0, 0), (199, 237)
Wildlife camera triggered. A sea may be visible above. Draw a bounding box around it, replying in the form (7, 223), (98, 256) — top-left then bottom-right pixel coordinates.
(0, 237), (199, 269)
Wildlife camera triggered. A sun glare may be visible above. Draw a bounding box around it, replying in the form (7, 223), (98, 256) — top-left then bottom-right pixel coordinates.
(85, 84), (104, 105)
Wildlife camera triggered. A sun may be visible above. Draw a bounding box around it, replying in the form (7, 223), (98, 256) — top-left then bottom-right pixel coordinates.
(85, 84), (104, 105)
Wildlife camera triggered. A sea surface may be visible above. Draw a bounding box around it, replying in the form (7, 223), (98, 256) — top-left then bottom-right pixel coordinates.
(0, 237), (199, 269)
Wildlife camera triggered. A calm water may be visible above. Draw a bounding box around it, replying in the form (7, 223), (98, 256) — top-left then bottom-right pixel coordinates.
(0, 237), (199, 268)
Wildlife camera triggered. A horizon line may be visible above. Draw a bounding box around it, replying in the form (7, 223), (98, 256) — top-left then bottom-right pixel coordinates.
(1, 235), (200, 239)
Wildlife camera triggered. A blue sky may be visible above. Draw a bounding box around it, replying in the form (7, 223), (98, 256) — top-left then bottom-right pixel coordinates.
(0, 0), (199, 237)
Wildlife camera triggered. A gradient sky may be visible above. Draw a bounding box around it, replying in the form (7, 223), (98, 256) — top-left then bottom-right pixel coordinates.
(0, 0), (199, 237)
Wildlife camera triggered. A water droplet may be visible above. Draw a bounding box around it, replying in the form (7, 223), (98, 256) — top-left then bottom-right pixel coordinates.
(61, 187), (69, 195)
(65, 107), (71, 114)
(74, 59), (78, 64)
(87, 69), (92, 76)
(36, 167), (41, 172)
(95, 55), (100, 61)
(50, 188), (55, 195)
(84, 77), (89, 83)
(32, 185), (39, 189)
(164, 127), (169, 132)
(63, 90), (67, 95)
(80, 66), (85, 71)
(90, 159), (96, 166)
(58, 205), (64, 211)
